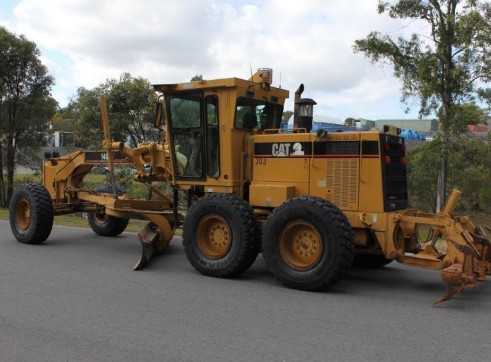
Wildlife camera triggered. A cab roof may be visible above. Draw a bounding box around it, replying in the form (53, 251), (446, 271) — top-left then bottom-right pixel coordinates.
(153, 76), (289, 99)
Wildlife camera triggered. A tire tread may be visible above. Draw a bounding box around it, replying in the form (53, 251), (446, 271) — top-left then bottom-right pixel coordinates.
(263, 196), (354, 291)
(9, 183), (54, 244)
(183, 193), (261, 278)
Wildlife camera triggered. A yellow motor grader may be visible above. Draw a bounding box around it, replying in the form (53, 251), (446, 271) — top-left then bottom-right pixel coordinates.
(9, 69), (491, 303)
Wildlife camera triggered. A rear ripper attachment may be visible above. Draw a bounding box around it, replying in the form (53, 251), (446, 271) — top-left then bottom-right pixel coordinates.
(388, 190), (491, 304)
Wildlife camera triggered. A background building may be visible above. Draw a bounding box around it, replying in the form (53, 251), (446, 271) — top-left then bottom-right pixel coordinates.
(373, 119), (438, 132)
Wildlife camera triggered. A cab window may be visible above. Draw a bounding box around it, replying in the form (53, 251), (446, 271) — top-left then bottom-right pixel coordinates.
(167, 93), (203, 178)
(234, 97), (283, 131)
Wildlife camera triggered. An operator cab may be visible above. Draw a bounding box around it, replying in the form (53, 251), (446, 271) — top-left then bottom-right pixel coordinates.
(154, 71), (288, 186)
(164, 93), (284, 182)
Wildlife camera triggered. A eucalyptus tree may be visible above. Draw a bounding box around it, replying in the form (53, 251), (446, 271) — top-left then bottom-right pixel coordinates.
(354, 0), (491, 210)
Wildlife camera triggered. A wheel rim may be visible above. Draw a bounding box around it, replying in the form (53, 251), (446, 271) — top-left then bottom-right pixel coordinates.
(92, 212), (109, 224)
(196, 214), (232, 259)
(279, 220), (323, 271)
(16, 198), (31, 230)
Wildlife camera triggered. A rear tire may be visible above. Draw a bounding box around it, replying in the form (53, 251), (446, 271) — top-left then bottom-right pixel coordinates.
(182, 193), (261, 278)
(9, 184), (54, 244)
(88, 183), (129, 236)
(263, 197), (354, 291)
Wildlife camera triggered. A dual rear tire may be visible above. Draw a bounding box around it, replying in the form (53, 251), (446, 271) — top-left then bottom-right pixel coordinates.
(262, 197), (355, 291)
(10, 184), (355, 291)
(183, 194), (355, 291)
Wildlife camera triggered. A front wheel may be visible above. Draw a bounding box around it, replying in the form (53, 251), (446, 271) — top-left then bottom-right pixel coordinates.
(182, 193), (261, 278)
(9, 184), (54, 244)
(262, 197), (354, 291)
(87, 183), (129, 236)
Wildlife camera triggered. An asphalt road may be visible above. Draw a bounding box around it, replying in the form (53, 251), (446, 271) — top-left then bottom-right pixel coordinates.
(1, 220), (490, 362)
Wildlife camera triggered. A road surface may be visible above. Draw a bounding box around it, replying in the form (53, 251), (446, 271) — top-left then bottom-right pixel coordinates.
(1, 220), (490, 361)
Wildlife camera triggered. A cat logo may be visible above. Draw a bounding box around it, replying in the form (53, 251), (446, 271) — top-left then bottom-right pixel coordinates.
(272, 142), (304, 157)
(292, 142), (304, 155)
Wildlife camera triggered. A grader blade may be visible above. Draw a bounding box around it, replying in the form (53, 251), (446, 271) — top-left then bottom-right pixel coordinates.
(133, 222), (167, 271)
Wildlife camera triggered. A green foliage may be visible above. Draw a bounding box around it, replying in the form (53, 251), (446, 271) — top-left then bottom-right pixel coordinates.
(0, 26), (56, 206)
(190, 74), (203, 81)
(52, 112), (73, 132)
(407, 141), (439, 211)
(354, 0), (491, 209)
(444, 103), (489, 133)
(109, 73), (159, 146)
(14, 174), (42, 187)
(65, 73), (158, 148)
(354, 0), (490, 119)
(168, 95), (201, 128)
(448, 139), (491, 212)
(408, 138), (491, 213)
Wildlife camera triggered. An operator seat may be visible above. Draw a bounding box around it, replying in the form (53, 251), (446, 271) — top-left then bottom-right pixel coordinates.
(243, 113), (257, 130)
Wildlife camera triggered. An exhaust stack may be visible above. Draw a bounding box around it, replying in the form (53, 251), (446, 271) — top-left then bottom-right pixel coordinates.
(293, 84), (304, 129)
(293, 84), (316, 132)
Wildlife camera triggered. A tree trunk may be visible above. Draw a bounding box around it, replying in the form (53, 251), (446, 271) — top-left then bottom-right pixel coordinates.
(435, 0), (456, 212)
(436, 106), (450, 212)
(436, 155), (447, 212)
(436, 101), (450, 212)
(0, 99), (4, 206)
(0, 145), (5, 207)
(6, 134), (16, 206)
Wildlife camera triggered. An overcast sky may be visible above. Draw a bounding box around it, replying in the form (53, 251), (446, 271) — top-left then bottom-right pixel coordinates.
(0, 0), (430, 122)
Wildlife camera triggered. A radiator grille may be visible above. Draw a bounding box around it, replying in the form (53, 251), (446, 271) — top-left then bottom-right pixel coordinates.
(326, 158), (359, 209)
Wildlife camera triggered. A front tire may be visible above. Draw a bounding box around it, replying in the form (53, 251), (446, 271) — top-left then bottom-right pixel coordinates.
(263, 197), (354, 291)
(182, 193), (261, 278)
(9, 184), (54, 244)
(88, 183), (129, 236)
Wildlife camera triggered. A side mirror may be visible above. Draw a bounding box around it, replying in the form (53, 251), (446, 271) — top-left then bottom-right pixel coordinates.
(154, 102), (163, 128)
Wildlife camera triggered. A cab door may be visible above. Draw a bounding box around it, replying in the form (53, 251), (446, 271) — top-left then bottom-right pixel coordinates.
(167, 92), (205, 179)
(166, 93), (221, 181)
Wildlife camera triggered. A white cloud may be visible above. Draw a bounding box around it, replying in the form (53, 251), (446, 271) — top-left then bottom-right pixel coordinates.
(3, 0), (426, 119)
